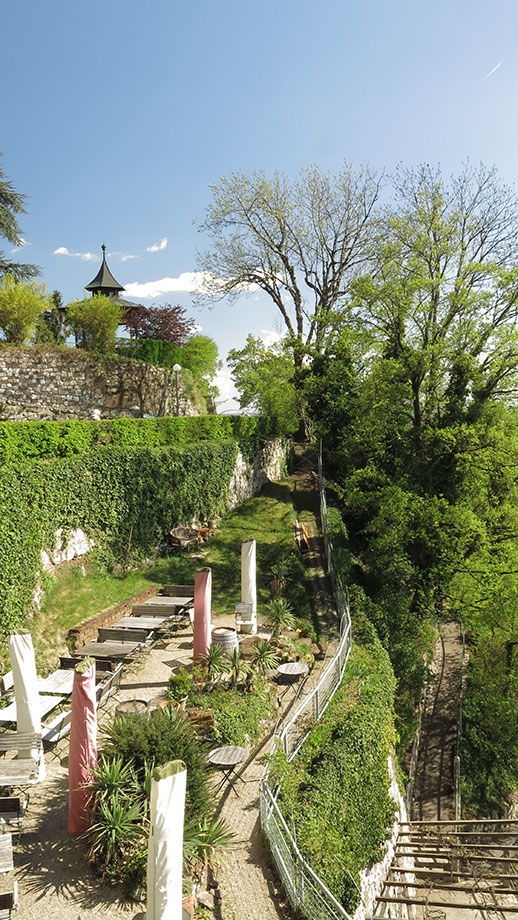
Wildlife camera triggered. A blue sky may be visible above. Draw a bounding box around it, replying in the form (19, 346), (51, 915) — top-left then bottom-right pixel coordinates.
(2, 0), (517, 409)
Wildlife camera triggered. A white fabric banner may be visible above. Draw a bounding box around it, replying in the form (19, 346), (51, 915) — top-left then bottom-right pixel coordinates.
(8, 633), (45, 781)
(241, 539), (257, 632)
(147, 761), (187, 920)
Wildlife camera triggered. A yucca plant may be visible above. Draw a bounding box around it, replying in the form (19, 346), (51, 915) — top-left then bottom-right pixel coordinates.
(84, 794), (145, 873)
(228, 646), (250, 688)
(250, 639), (280, 677)
(88, 754), (139, 811)
(199, 643), (231, 683)
(183, 814), (235, 876)
(270, 556), (290, 597)
(265, 598), (297, 637)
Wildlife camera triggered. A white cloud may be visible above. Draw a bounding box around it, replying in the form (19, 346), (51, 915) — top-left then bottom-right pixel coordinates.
(122, 271), (213, 299)
(213, 364), (240, 413)
(54, 246), (99, 262)
(121, 253), (138, 262)
(10, 238), (28, 253)
(147, 237), (168, 253)
(259, 329), (282, 348)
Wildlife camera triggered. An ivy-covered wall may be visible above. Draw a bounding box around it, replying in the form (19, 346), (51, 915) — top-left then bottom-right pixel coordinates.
(0, 415), (279, 463)
(0, 440), (239, 633)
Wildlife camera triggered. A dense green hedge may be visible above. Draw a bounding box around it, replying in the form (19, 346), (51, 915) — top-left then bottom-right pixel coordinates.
(0, 415), (280, 464)
(270, 617), (396, 915)
(0, 440), (239, 632)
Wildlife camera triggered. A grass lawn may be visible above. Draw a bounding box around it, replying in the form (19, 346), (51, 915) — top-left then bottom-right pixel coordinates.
(31, 479), (312, 668)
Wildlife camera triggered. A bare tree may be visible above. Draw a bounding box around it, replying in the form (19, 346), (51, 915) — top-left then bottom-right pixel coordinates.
(196, 162), (382, 367)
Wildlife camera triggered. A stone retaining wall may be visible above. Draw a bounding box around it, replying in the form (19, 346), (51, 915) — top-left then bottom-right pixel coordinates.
(0, 345), (199, 420)
(67, 584), (160, 651)
(227, 438), (288, 508)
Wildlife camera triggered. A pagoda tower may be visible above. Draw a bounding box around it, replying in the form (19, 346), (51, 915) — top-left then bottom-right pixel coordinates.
(85, 244), (125, 297)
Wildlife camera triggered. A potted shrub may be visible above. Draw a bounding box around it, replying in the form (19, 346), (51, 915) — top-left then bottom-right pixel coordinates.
(168, 667), (191, 707)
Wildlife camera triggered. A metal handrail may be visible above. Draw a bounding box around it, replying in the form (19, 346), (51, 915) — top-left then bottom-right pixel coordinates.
(259, 444), (353, 919)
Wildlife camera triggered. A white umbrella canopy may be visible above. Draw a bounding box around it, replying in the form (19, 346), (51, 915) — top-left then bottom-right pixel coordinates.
(8, 633), (45, 781)
(241, 540), (257, 634)
(147, 759), (187, 920)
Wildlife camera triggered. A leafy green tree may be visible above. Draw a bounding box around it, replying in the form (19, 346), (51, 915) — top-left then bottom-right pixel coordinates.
(0, 154), (39, 281)
(227, 335), (299, 434)
(351, 163), (518, 442)
(181, 334), (220, 383)
(34, 290), (70, 344)
(0, 274), (49, 343)
(67, 294), (125, 353)
(197, 162), (381, 368)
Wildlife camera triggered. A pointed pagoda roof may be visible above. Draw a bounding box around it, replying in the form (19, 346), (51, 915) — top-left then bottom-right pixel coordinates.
(85, 244), (125, 296)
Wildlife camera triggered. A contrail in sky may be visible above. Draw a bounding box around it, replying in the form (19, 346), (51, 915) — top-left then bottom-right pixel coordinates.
(481, 62), (502, 82)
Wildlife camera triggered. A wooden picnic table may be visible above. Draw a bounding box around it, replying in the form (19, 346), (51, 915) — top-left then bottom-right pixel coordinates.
(147, 596), (192, 608)
(37, 670), (75, 696)
(0, 695), (65, 725)
(74, 640), (140, 660)
(0, 835), (13, 874)
(113, 615), (168, 631)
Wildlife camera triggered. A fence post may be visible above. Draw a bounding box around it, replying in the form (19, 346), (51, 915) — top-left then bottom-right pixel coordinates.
(454, 754), (461, 821)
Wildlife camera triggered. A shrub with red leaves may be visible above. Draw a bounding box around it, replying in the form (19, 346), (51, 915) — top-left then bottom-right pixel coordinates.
(122, 303), (195, 343)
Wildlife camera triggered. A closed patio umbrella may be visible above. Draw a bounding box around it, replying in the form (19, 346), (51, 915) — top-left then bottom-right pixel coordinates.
(147, 759), (187, 920)
(193, 569), (212, 660)
(8, 633), (45, 781)
(68, 657), (97, 835)
(241, 539), (257, 634)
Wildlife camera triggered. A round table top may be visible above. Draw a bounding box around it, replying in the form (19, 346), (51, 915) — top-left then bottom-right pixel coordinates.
(277, 660), (309, 678)
(207, 745), (248, 767)
(115, 699), (148, 714)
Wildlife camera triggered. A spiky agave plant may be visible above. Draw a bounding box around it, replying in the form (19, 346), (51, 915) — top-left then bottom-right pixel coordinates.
(265, 598), (297, 637)
(84, 794), (144, 873)
(228, 646), (250, 688)
(199, 643), (231, 683)
(183, 814), (235, 876)
(250, 639), (280, 677)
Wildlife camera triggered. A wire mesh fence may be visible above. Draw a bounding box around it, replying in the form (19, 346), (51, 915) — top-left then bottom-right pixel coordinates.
(259, 444), (353, 919)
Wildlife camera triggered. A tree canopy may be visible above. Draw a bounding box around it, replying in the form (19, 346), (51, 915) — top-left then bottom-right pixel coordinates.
(227, 335), (299, 433)
(0, 154), (39, 281)
(0, 275), (49, 343)
(67, 294), (125, 354)
(197, 162), (381, 366)
(350, 163), (518, 437)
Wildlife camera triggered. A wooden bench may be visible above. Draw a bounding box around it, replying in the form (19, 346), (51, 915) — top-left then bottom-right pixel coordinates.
(0, 675), (13, 700)
(42, 711), (72, 747)
(97, 627), (150, 645)
(96, 663), (123, 707)
(0, 733), (43, 786)
(0, 881), (18, 919)
(235, 602), (256, 634)
(0, 795), (29, 838)
(59, 656), (114, 674)
(161, 585), (194, 598)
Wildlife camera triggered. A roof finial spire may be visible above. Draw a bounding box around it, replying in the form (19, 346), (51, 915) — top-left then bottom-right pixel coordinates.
(101, 243), (106, 256)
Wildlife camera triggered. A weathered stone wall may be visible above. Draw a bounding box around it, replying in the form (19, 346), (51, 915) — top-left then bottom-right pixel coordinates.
(0, 345), (199, 420)
(227, 439), (288, 509)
